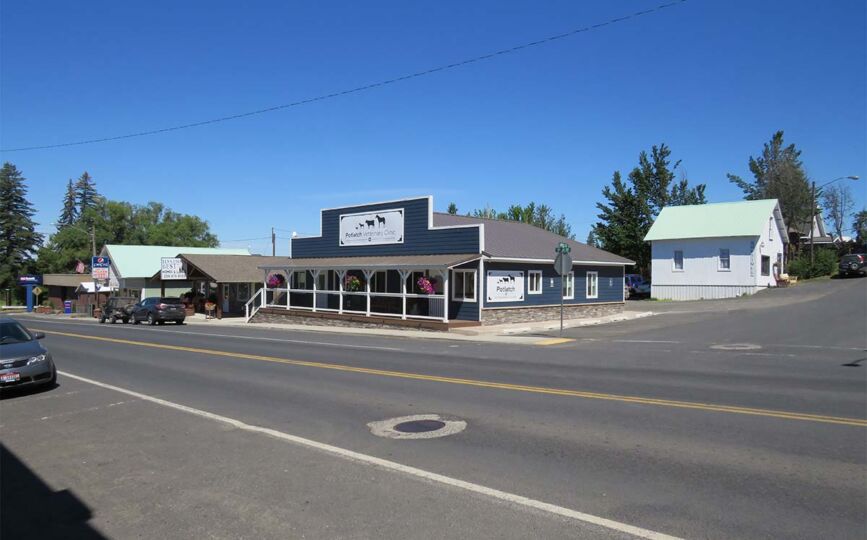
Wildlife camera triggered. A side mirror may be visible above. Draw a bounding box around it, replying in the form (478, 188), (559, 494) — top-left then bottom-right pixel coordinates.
(33, 331), (45, 340)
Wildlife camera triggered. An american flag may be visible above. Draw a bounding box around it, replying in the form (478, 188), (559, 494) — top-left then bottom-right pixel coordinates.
(75, 260), (86, 273)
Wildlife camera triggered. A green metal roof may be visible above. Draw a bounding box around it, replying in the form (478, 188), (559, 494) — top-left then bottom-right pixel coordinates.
(103, 245), (249, 278)
(644, 199), (784, 241)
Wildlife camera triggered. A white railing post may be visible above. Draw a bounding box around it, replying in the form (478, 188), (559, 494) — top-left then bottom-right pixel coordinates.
(311, 270), (319, 312)
(441, 269), (449, 323)
(400, 270), (408, 320)
(363, 269), (373, 317)
(337, 270), (345, 314)
(283, 268), (292, 311)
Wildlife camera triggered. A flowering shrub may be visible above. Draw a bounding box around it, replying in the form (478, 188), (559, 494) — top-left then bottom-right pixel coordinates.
(344, 274), (363, 292)
(266, 273), (286, 288)
(417, 276), (436, 295)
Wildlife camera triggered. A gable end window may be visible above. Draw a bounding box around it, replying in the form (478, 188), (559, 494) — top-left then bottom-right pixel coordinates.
(673, 250), (684, 271)
(528, 271), (542, 295)
(452, 270), (477, 302)
(586, 271), (598, 299)
(718, 249), (731, 271)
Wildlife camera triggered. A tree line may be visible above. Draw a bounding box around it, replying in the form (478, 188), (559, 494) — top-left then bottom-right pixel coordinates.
(589, 131), (865, 276)
(0, 163), (219, 302)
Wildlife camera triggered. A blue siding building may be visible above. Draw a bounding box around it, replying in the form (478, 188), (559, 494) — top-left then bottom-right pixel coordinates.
(256, 196), (632, 327)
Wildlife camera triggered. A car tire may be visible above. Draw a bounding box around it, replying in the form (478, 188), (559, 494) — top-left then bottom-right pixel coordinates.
(176, 319), (184, 325)
(158, 320), (165, 325)
(133, 318), (140, 325)
(99, 316), (106, 324)
(147, 314), (156, 326)
(110, 316), (117, 324)
(122, 317), (129, 324)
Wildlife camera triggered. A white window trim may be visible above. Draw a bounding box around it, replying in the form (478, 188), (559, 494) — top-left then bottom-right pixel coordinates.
(673, 250), (684, 272)
(586, 271), (598, 299)
(718, 249), (731, 272)
(528, 270), (542, 295)
(451, 269), (477, 303)
(562, 272), (575, 300)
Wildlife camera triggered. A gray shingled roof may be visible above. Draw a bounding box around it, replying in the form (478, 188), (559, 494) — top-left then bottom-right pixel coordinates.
(150, 254), (294, 283)
(433, 213), (633, 264)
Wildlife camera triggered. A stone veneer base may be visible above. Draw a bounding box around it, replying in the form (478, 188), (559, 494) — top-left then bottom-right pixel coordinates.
(480, 303), (623, 325)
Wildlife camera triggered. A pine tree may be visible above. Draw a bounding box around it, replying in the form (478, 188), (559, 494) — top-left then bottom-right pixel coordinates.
(75, 171), (99, 219)
(592, 144), (705, 275)
(0, 163), (44, 299)
(447, 202), (458, 215)
(727, 131), (812, 238)
(58, 179), (78, 227)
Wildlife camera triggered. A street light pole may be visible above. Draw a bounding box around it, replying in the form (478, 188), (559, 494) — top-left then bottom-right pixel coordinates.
(810, 175), (859, 265)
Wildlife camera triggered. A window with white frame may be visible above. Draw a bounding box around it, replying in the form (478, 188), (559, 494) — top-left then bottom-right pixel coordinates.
(673, 250), (684, 271)
(528, 270), (542, 294)
(293, 271), (308, 289)
(452, 269), (476, 302)
(562, 272), (574, 300)
(718, 248), (731, 271)
(585, 271), (598, 299)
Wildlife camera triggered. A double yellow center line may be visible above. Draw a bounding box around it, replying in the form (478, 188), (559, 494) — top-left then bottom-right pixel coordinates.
(39, 329), (867, 427)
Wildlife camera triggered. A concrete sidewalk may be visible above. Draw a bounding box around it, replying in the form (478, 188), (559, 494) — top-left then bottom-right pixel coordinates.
(14, 310), (653, 345)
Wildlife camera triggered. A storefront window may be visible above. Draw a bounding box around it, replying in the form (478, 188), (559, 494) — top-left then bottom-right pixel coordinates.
(452, 270), (476, 302)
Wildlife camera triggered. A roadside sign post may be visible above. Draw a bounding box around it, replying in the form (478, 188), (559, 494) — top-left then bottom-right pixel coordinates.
(17, 275), (42, 312)
(553, 243), (572, 336)
(92, 256), (111, 317)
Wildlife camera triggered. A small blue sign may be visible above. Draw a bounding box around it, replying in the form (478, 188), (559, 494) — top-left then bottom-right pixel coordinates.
(18, 275), (41, 285)
(92, 256), (110, 269)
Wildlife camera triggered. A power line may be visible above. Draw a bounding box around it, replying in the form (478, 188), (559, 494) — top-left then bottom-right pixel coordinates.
(1, 1), (686, 153)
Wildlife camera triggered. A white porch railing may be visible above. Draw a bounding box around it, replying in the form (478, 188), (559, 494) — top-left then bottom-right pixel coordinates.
(244, 287), (266, 322)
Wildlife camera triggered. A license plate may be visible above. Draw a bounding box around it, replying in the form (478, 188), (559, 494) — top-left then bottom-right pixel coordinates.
(1, 372), (21, 383)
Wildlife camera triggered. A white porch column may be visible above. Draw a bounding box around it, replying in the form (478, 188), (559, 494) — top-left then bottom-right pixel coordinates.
(311, 270), (320, 312)
(337, 270), (346, 314)
(283, 268), (292, 311)
(399, 270), (408, 320)
(363, 270), (374, 317)
(440, 269), (449, 323)
(263, 269), (269, 307)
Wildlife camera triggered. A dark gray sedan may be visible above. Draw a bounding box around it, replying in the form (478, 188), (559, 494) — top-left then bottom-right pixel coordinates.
(0, 316), (56, 390)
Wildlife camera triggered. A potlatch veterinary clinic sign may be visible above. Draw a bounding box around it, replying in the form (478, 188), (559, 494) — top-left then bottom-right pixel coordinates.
(160, 257), (187, 280)
(339, 208), (404, 246)
(486, 270), (524, 302)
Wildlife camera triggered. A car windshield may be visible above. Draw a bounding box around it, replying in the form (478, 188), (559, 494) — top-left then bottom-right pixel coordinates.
(0, 321), (33, 345)
(160, 298), (183, 304)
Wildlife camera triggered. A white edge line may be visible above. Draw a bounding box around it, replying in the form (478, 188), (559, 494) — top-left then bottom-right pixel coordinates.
(58, 370), (681, 540)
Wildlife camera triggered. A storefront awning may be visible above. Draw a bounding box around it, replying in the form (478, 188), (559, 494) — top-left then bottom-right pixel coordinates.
(259, 253), (483, 271)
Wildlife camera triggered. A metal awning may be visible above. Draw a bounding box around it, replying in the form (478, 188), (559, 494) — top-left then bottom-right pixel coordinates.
(259, 253), (483, 271)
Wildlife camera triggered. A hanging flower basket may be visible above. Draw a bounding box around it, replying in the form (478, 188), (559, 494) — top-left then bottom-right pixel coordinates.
(266, 273), (286, 288)
(344, 274), (363, 292)
(417, 276), (436, 295)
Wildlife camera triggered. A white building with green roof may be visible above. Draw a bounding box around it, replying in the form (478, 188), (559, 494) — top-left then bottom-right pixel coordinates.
(644, 199), (787, 300)
(101, 244), (249, 300)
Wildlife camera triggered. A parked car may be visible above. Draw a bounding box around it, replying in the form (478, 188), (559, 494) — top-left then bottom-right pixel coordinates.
(0, 316), (56, 391)
(625, 274), (650, 298)
(99, 296), (137, 324)
(838, 254), (867, 277)
(131, 297), (186, 325)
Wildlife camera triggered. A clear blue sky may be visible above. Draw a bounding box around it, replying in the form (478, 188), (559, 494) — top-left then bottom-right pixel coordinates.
(2, 0), (864, 256)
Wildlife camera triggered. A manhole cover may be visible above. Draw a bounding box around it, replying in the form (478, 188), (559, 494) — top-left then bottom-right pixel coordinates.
(394, 420), (446, 433)
(367, 414), (467, 440)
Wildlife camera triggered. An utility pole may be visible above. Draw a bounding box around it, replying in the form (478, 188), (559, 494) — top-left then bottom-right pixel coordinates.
(810, 181), (816, 265)
(271, 227), (276, 257)
(91, 223), (98, 316)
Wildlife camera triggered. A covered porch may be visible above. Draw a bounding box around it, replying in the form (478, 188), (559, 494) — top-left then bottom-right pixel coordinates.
(250, 254), (481, 325)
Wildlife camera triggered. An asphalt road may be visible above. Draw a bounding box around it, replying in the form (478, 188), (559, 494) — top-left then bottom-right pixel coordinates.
(2, 278), (865, 539)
